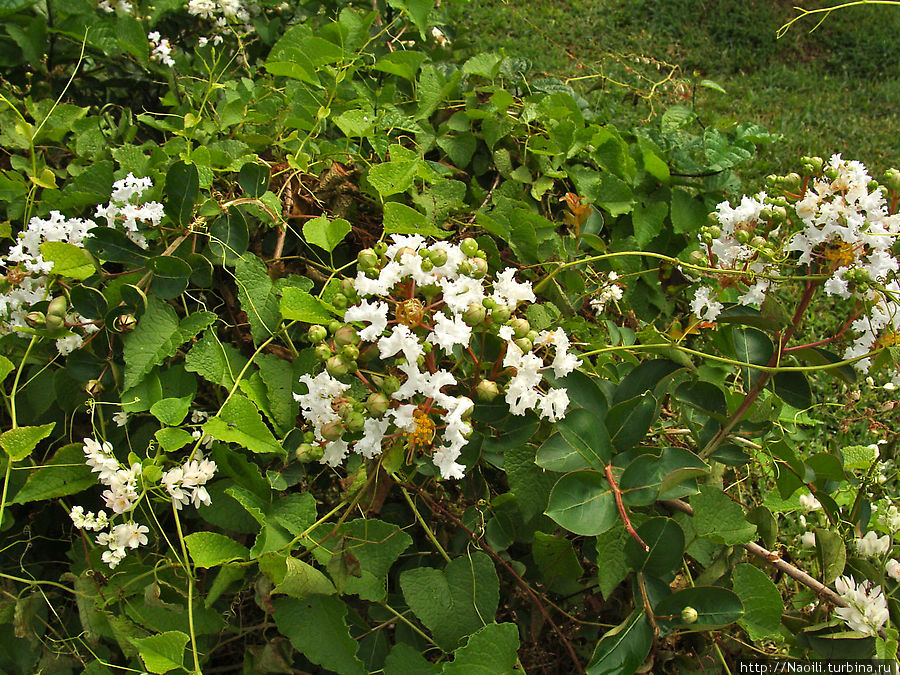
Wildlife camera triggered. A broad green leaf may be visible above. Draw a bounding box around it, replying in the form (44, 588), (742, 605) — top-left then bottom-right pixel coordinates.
(536, 407), (611, 472)
(184, 329), (249, 389)
(238, 162), (269, 198)
(155, 427), (193, 452)
(655, 586), (743, 633)
(669, 188), (706, 234)
(533, 532), (584, 586)
(12, 443), (95, 503)
(692, 485), (757, 545)
(235, 254), (281, 344)
(149, 397), (191, 426)
(273, 595), (365, 675)
(385, 0), (434, 37)
(503, 442), (556, 522)
(731, 327), (773, 386)
(384, 642), (440, 675)
(441, 623), (519, 674)
(773, 371), (812, 410)
(733, 563), (783, 640)
(122, 298), (216, 390)
(383, 202), (448, 238)
(624, 517), (684, 577)
(164, 161), (199, 227)
(621, 447), (709, 505)
(184, 532), (249, 568)
(203, 395), (283, 455)
(606, 393), (657, 453)
(842, 444), (879, 471)
(373, 51), (427, 82)
(259, 552), (336, 597)
(280, 286), (333, 323)
(69, 285), (108, 320)
(587, 610), (653, 675)
(814, 526), (846, 584)
(400, 551), (499, 651)
(595, 523), (629, 599)
(545, 470), (617, 536)
(0, 422), (54, 461)
(40, 241), (94, 279)
(147, 255), (192, 299)
(632, 200), (667, 247)
(330, 518), (412, 601)
(0, 355), (13, 384)
(303, 215), (351, 253)
(613, 359), (684, 405)
(257, 352), (300, 434)
(207, 207), (249, 265)
(368, 160), (420, 197)
(131, 631), (188, 674)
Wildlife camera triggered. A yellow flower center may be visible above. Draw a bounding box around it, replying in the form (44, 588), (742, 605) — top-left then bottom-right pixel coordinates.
(876, 331), (900, 348)
(407, 410), (435, 454)
(823, 241), (857, 267)
(395, 299), (425, 328)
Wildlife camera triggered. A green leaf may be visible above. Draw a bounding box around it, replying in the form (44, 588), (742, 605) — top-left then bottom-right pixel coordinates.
(587, 611), (653, 675)
(164, 161), (199, 227)
(733, 563), (783, 641)
(620, 447), (709, 505)
(39, 241), (94, 279)
(184, 532), (250, 568)
(259, 553), (336, 597)
(731, 326), (773, 386)
(624, 517), (684, 577)
(814, 526), (846, 585)
(669, 188), (706, 234)
(383, 202), (448, 238)
(373, 51), (427, 82)
(238, 162), (270, 198)
(368, 160), (420, 197)
(149, 397), (191, 426)
(606, 393), (657, 453)
(400, 551), (499, 651)
(632, 201), (667, 247)
(122, 298), (216, 390)
(385, 0), (434, 37)
(545, 470), (617, 536)
(533, 532), (584, 586)
(595, 523), (630, 599)
(280, 286), (333, 324)
(235, 254), (281, 344)
(0, 422), (54, 461)
(503, 442), (556, 522)
(69, 285), (108, 320)
(330, 518), (412, 601)
(203, 395), (283, 455)
(385, 642), (440, 675)
(184, 329), (249, 390)
(12, 443), (95, 503)
(207, 207), (249, 265)
(656, 586), (743, 633)
(155, 427), (193, 453)
(273, 596), (365, 675)
(0, 355), (13, 384)
(131, 631), (188, 674)
(84, 226), (150, 265)
(441, 623), (519, 675)
(257, 353), (300, 434)
(842, 444), (880, 471)
(773, 371), (812, 410)
(147, 255), (192, 299)
(536, 407), (611, 472)
(692, 485), (757, 545)
(303, 215), (352, 253)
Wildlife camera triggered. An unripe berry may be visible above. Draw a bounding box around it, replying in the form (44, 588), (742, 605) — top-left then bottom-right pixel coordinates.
(295, 442), (324, 463)
(734, 230), (750, 245)
(681, 606), (699, 624)
(463, 303), (486, 326)
(320, 420), (344, 441)
(357, 248), (377, 269)
(314, 343), (332, 361)
(325, 355), (349, 377)
(334, 324), (360, 347)
(328, 320), (342, 334)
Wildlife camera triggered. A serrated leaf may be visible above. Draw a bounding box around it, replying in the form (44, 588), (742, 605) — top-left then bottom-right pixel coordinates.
(122, 298), (216, 390)
(184, 328), (249, 389)
(12, 443), (95, 503)
(235, 254), (281, 344)
(0, 422), (54, 461)
(184, 532), (249, 568)
(441, 623), (519, 674)
(303, 215), (351, 253)
(280, 286), (333, 323)
(330, 518), (412, 601)
(203, 395), (283, 455)
(273, 596), (366, 675)
(40, 241), (95, 279)
(595, 523), (629, 599)
(368, 160), (419, 197)
(149, 397), (191, 426)
(131, 631), (188, 674)
(692, 485), (757, 545)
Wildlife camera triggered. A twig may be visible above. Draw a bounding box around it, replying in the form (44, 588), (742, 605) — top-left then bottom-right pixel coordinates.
(606, 464), (649, 552)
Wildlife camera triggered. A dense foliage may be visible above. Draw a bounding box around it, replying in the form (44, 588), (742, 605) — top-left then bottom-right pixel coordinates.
(1, 1), (900, 673)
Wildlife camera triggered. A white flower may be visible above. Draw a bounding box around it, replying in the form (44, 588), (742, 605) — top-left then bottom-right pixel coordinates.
(856, 531), (891, 557)
(886, 559), (900, 582)
(538, 388), (569, 423)
(492, 268), (535, 309)
(834, 575), (889, 636)
(798, 493), (821, 511)
(343, 300), (388, 342)
(112, 411), (128, 427)
(690, 286), (723, 322)
(800, 531), (817, 548)
(427, 311), (472, 354)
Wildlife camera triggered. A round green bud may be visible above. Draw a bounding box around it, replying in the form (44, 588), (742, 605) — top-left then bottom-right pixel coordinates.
(469, 257), (488, 279)
(509, 317), (530, 339)
(482, 297), (496, 309)
(332, 293), (348, 310)
(707, 226), (721, 239)
(358, 343), (378, 362)
(328, 320), (342, 334)
(357, 248), (378, 269)
(303, 430), (316, 443)
(824, 167), (839, 181)
(422, 341), (433, 354)
(476, 379), (500, 402)
(373, 241), (388, 255)
(341, 343), (359, 361)
(430, 248), (448, 267)
(345, 411), (365, 433)
(115, 313), (137, 332)
(24, 311), (45, 328)
(334, 324), (360, 347)
(700, 232), (714, 245)
(463, 303), (486, 326)
(526, 330), (539, 343)
(681, 606), (699, 624)
(457, 260), (471, 276)
(320, 420), (344, 441)
(382, 375), (401, 396)
(421, 259), (434, 272)
(295, 442), (324, 463)
(365, 268), (379, 279)
(325, 355), (349, 377)
(750, 236), (766, 249)
(47, 296), (68, 319)
(514, 337), (532, 353)
(314, 343), (332, 361)
(308, 325), (328, 344)
(366, 392), (390, 416)
(45, 314), (66, 336)
(491, 305), (512, 323)
(734, 229), (750, 244)
(460, 237), (479, 257)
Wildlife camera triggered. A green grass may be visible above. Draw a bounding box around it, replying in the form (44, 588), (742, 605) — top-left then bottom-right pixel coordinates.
(447, 0), (900, 186)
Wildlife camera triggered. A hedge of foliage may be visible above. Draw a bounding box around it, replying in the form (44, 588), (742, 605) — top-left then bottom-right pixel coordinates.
(2, 0), (900, 673)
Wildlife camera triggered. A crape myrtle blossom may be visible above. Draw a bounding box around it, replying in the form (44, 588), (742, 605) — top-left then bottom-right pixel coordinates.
(687, 156), (900, 372)
(72, 435), (217, 568)
(855, 530), (891, 557)
(834, 575), (890, 637)
(294, 235), (581, 480)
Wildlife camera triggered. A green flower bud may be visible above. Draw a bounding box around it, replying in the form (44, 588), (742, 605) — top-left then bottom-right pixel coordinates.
(885, 168), (900, 193)
(469, 257), (488, 279)
(514, 337), (533, 353)
(734, 229), (750, 244)
(476, 379), (500, 402)
(681, 606), (699, 624)
(482, 297), (497, 309)
(457, 260), (471, 276)
(115, 313), (137, 332)
(382, 375), (400, 396)
(421, 259), (434, 272)
(373, 241), (388, 256)
(366, 392), (390, 416)
(707, 226), (721, 239)
(345, 411), (365, 433)
(314, 343), (332, 361)
(45, 314), (66, 336)
(328, 320), (342, 335)
(491, 305), (512, 323)
(460, 237), (479, 256)
(357, 248), (378, 269)
(463, 303), (486, 326)
(308, 325), (328, 344)
(429, 248), (448, 267)
(750, 236), (766, 249)
(341, 343), (359, 361)
(526, 330), (539, 343)
(303, 430), (316, 443)
(295, 442), (324, 463)
(325, 355), (349, 377)
(509, 317), (530, 339)
(332, 292), (348, 309)
(824, 167), (839, 181)
(24, 311), (45, 328)
(320, 420), (344, 441)
(334, 324), (360, 347)
(47, 296), (68, 318)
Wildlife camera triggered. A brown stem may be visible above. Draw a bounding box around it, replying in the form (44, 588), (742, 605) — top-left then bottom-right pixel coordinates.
(403, 483), (586, 674)
(605, 464), (649, 552)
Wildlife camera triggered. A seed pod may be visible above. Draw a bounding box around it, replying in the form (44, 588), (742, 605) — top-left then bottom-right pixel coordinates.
(320, 420), (344, 441)
(24, 311), (45, 328)
(463, 303), (486, 327)
(47, 295), (68, 318)
(334, 324), (360, 347)
(325, 355), (349, 377)
(365, 392), (390, 416)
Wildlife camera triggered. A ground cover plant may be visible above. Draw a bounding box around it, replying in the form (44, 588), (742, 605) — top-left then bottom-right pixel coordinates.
(2, 0), (900, 673)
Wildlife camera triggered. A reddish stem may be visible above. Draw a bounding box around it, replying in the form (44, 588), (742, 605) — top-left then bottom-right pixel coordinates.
(605, 464), (649, 552)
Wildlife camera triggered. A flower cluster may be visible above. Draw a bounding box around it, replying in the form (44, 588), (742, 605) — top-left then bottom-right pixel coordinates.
(834, 575), (889, 637)
(147, 32), (176, 67)
(589, 271), (623, 316)
(294, 235), (580, 479)
(73, 435), (217, 568)
(94, 173), (164, 248)
(855, 530), (891, 557)
(689, 155), (900, 371)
